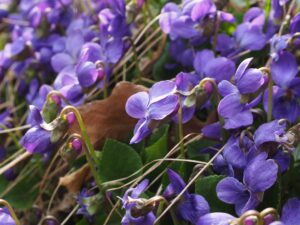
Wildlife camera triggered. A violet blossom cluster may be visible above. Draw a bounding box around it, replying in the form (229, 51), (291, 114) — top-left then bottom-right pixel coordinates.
(122, 0), (300, 224)
(0, 0), (300, 224)
(0, 0), (145, 155)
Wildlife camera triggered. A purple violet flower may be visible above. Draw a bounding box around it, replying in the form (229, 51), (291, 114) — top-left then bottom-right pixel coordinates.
(193, 49), (235, 83)
(0, 207), (15, 225)
(217, 58), (264, 129)
(126, 80), (178, 143)
(20, 105), (55, 154)
(197, 212), (236, 225)
(216, 152), (278, 215)
(164, 169), (210, 224)
(275, 198), (300, 225)
(290, 12), (300, 34)
(121, 179), (156, 225)
(263, 33), (299, 122)
(254, 120), (289, 149)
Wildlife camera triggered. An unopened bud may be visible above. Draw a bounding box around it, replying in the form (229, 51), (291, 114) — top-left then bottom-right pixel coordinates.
(71, 138), (82, 154)
(66, 112), (76, 125)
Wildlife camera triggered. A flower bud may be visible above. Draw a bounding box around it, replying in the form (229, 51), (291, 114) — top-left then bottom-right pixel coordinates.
(263, 214), (275, 225)
(42, 95), (61, 123)
(243, 216), (257, 225)
(66, 112), (76, 125)
(71, 138), (82, 154)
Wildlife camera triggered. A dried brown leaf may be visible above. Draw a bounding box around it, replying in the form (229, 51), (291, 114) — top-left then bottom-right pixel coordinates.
(59, 164), (91, 193)
(70, 81), (147, 149)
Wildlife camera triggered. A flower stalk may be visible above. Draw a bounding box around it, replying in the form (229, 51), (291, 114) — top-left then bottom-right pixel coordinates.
(0, 199), (21, 225)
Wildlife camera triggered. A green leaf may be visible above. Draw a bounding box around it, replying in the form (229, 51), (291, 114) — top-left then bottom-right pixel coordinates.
(143, 125), (169, 163)
(76, 218), (89, 225)
(4, 175), (39, 210)
(99, 139), (143, 182)
(195, 175), (235, 214)
(187, 140), (216, 160)
(152, 44), (181, 81)
(293, 144), (300, 161)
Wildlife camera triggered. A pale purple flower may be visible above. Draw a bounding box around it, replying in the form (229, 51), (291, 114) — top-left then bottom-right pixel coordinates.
(126, 81), (178, 143)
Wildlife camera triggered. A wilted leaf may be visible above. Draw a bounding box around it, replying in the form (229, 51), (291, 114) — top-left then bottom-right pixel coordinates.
(59, 164), (91, 193)
(70, 82), (147, 149)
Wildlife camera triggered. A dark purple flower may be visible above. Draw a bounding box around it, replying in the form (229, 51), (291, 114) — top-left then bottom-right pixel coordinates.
(212, 154), (234, 177)
(0, 207), (16, 225)
(202, 122), (222, 140)
(217, 58), (264, 129)
(51, 32), (84, 72)
(217, 8), (267, 56)
(222, 135), (258, 170)
(126, 81), (178, 143)
(172, 72), (202, 123)
(53, 67), (84, 106)
(278, 198), (300, 225)
(182, 0), (216, 22)
(164, 169), (210, 224)
(121, 179), (156, 225)
(271, 51), (298, 89)
(270, 35), (291, 61)
(254, 120), (289, 149)
(21, 106), (54, 154)
(169, 39), (195, 68)
(271, 0), (289, 20)
(217, 153), (278, 215)
(159, 3), (201, 40)
(290, 12), (300, 33)
(76, 61), (100, 88)
(193, 50), (235, 83)
(263, 79), (300, 123)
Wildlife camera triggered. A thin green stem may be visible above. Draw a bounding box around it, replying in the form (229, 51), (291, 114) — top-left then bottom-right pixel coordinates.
(267, 78), (273, 122)
(60, 106), (102, 190)
(261, 67), (273, 121)
(0, 125), (21, 148)
(178, 98), (185, 159)
(103, 75), (108, 98)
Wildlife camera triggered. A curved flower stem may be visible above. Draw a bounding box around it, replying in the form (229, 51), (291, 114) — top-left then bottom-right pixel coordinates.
(103, 74), (108, 98)
(212, 12), (221, 53)
(260, 67), (273, 121)
(60, 106), (97, 160)
(267, 77), (273, 122)
(0, 199), (21, 225)
(60, 106), (102, 190)
(178, 98), (185, 159)
(46, 90), (70, 105)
